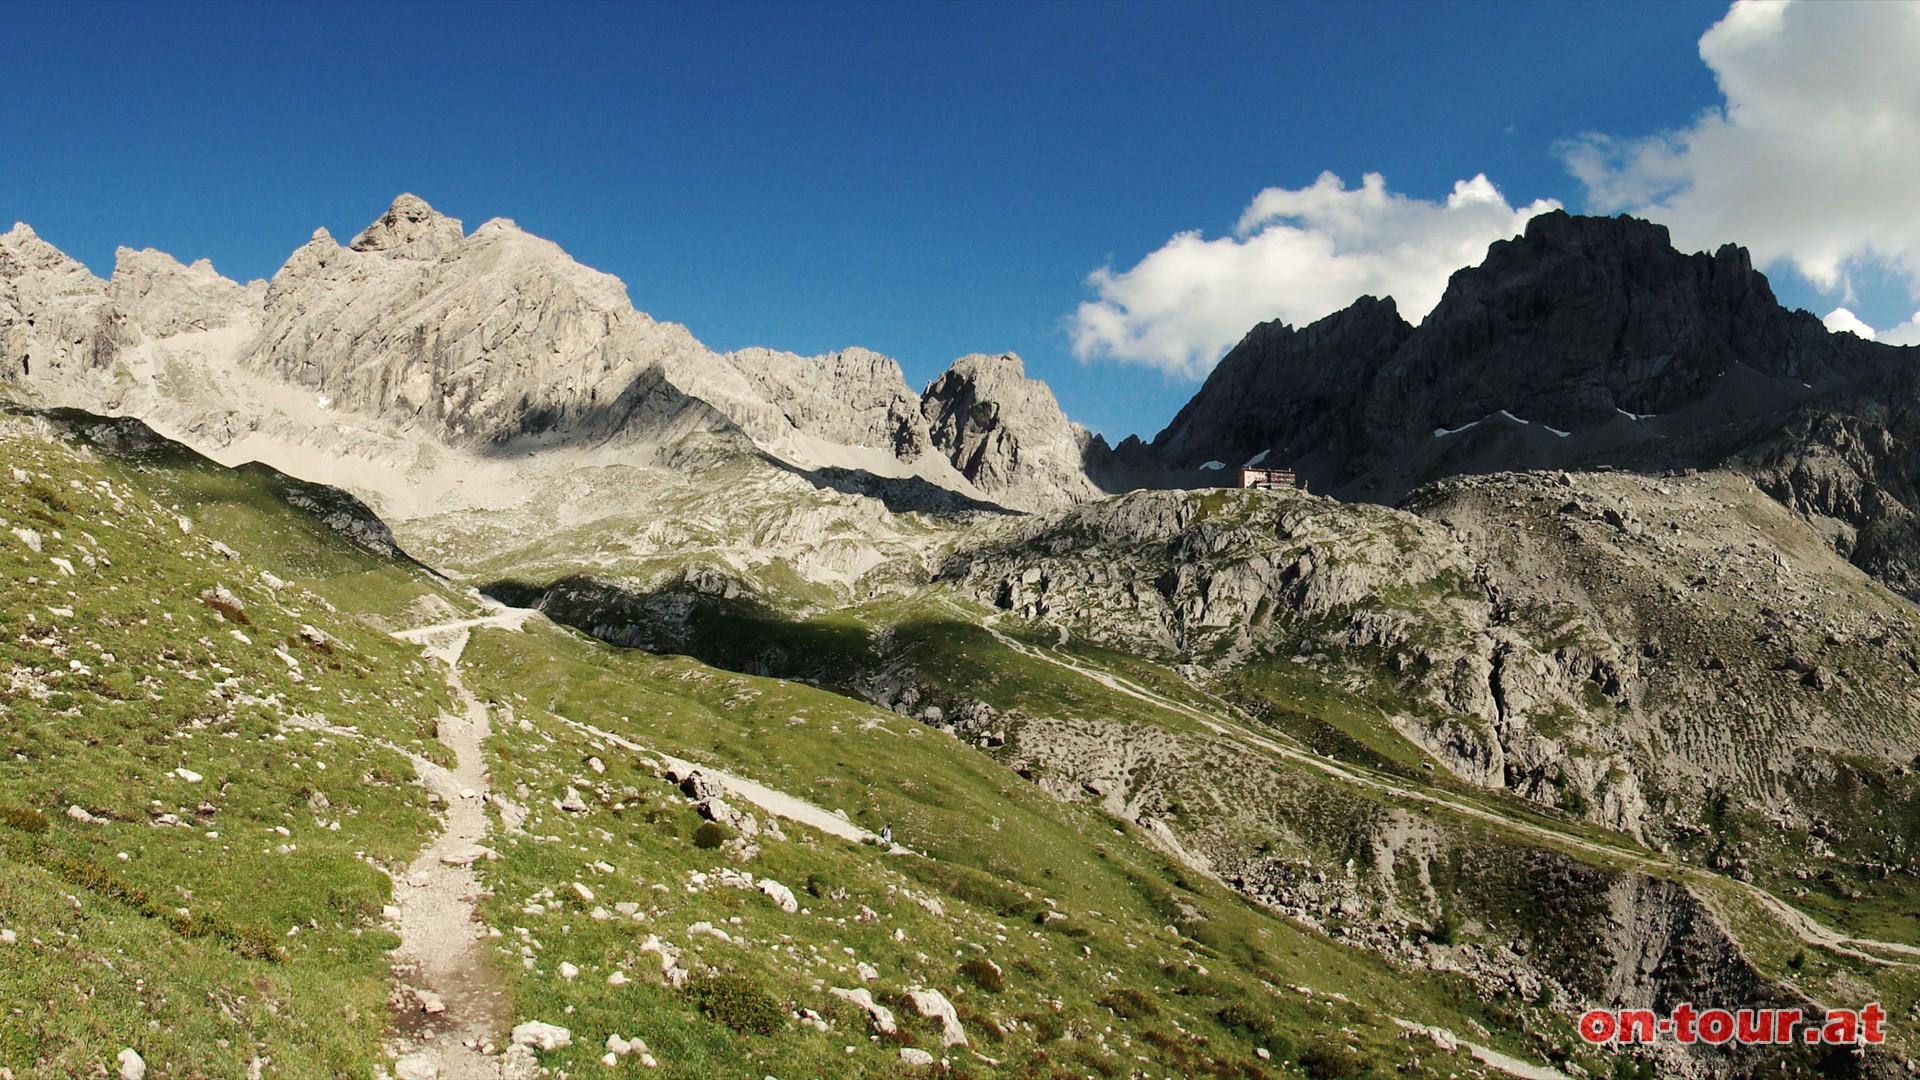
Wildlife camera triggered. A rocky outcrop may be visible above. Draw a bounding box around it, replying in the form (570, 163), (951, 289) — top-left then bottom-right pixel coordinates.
(943, 475), (1920, 847)
(921, 353), (1110, 512)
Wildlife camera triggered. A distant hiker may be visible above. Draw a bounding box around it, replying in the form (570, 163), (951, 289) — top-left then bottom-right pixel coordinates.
(880, 825), (892, 845)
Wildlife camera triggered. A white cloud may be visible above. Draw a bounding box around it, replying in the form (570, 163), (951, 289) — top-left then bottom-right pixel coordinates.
(1563, 0), (1920, 300)
(1827, 306), (1920, 347)
(1822, 307), (1877, 339)
(1070, 172), (1558, 378)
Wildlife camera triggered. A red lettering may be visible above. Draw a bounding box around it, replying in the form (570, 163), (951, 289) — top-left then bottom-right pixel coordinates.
(1821, 1010), (1858, 1045)
(1861, 1003), (1886, 1044)
(1775, 1008), (1803, 1044)
(1672, 1002), (1699, 1044)
(1698, 1009), (1735, 1044)
(1579, 1010), (1617, 1044)
(1736, 1009), (1771, 1044)
(1618, 1009), (1657, 1044)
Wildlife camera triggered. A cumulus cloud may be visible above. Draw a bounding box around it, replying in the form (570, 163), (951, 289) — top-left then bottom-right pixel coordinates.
(1071, 172), (1558, 378)
(1824, 306), (1920, 347)
(1563, 0), (1920, 299)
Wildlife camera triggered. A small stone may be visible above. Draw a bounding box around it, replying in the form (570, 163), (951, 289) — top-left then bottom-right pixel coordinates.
(900, 1047), (935, 1067)
(116, 1049), (146, 1080)
(572, 881), (595, 902)
(559, 787), (589, 813)
(510, 1021), (572, 1052)
(394, 1052), (439, 1080)
(175, 768), (203, 784)
(601, 1053), (618, 1068)
(417, 989), (446, 1015)
(607, 970), (630, 986)
(606, 1035), (631, 1055)
(559, 961), (579, 980)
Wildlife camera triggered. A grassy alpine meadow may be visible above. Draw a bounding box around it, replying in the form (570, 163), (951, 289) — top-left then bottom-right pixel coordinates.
(456, 618), (1612, 1078)
(0, 412), (470, 1077)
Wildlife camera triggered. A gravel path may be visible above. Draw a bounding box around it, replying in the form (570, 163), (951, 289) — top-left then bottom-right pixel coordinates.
(383, 641), (521, 1080)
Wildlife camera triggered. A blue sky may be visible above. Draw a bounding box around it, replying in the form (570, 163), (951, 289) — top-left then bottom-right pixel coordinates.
(6, 1), (1915, 441)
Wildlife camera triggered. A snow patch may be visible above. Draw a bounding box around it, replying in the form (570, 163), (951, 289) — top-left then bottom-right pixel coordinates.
(1199, 460), (1226, 471)
(1243, 449), (1270, 467)
(1433, 418), (1485, 438)
(1615, 408), (1654, 421)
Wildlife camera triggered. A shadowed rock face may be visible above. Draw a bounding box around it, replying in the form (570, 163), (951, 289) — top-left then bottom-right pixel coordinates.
(1142, 209), (1920, 599)
(1149, 211), (1889, 486)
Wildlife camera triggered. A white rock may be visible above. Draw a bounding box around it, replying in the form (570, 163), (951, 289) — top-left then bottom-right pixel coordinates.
(571, 881), (595, 902)
(900, 1047), (936, 1067)
(600, 1053), (618, 1068)
(116, 1048), (146, 1080)
(856, 961), (878, 983)
(757, 877), (798, 913)
(907, 987), (968, 1047)
(0, 929), (14, 944)
(607, 971), (630, 986)
(510, 1020), (572, 1052)
(65, 805), (98, 824)
(606, 1034), (631, 1055)
(828, 986), (897, 1035)
(394, 1051), (439, 1080)
(11, 528), (42, 553)
(175, 768), (203, 784)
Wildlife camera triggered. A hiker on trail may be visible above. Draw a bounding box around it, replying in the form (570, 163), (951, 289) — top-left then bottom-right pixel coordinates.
(880, 825), (892, 845)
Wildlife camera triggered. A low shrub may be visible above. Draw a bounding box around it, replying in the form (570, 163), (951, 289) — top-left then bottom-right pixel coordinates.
(1099, 988), (1160, 1020)
(958, 957), (1005, 992)
(686, 972), (784, 1035)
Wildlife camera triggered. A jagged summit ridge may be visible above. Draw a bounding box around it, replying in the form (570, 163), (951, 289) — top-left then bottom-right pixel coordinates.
(0, 194), (1106, 514)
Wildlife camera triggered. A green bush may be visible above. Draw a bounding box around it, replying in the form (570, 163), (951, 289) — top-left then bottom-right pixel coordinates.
(958, 957), (1005, 993)
(1099, 988), (1160, 1020)
(686, 972), (784, 1035)
(0, 805), (47, 833)
(1299, 1040), (1366, 1079)
(1215, 1001), (1273, 1038)
(692, 821), (734, 849)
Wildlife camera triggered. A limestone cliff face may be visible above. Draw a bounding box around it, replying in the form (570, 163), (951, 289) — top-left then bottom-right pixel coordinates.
(252, 207), (715, 445)
(108, 248), (257, 343)
(726, 346), (932, 459)
(920, 353), (1109, 512)
(0, 223), (117, 384)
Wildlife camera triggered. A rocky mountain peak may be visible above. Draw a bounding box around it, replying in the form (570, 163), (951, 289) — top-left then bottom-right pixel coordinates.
(349, 193), (464, 259)
(922, 353), (1108, 512)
